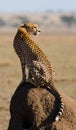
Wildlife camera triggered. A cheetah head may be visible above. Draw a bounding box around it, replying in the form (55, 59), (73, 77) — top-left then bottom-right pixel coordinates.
(20, 23), (41, 36)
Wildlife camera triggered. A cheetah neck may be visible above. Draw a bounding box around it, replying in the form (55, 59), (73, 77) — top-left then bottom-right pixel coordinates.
(18, 27), (46, 58)
(18, 27), (32, 43)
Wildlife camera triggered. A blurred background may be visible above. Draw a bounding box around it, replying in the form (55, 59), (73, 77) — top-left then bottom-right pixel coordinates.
(0, 0), (76, 129)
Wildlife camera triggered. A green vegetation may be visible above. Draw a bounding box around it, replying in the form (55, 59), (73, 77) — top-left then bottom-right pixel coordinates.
(11, 15), (31, 27)
(0, 12), (76, 32)
(0, 18), (6, 26)
(61, 15), (76, 26)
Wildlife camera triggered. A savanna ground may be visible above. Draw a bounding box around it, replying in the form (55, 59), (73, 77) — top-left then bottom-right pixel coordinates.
(0, 31), (76, 130)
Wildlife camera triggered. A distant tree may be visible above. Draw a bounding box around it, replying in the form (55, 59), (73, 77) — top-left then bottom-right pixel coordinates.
(42, 15), (48, 20)
(17, 16), (30, 23)
(0, 18), (5, 26)
(11, 16), (31, 28)
(61, 15), (76, 26)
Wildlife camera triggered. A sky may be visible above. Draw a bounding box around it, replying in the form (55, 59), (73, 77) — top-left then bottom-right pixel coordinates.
(0, 0), (76, 13)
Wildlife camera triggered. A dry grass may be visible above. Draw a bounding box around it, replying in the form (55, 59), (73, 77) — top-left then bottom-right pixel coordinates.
(0, 32), (76, 130)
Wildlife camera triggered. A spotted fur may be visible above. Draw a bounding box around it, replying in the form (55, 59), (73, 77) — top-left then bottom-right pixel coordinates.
(13, 23), (64, 122)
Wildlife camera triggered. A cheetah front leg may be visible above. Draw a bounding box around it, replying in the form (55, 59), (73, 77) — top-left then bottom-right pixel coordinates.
(21, 62), (29, 82)
(21, 61), (26, 82)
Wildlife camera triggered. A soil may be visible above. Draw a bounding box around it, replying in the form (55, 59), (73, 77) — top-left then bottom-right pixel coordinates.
(7, 82), (76, 130)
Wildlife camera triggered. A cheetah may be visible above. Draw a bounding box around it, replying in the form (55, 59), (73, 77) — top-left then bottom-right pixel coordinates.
(13, 23), (64, 122)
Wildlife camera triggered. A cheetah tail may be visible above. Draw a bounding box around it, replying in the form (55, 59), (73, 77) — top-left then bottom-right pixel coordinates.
(44, 85), (64, 122)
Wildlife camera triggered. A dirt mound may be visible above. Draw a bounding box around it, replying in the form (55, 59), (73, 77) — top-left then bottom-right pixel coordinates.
(7, 82), (76, 130)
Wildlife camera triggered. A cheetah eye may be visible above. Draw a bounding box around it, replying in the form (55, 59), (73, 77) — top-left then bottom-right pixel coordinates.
(34, 27), (37, 29)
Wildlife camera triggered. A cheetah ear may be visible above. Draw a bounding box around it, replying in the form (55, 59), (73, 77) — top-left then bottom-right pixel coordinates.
(24, 23), (29, 28)
(19, 23), (28, 28)
(24, 23), (27, 27)
(19, 24), (25, 28)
